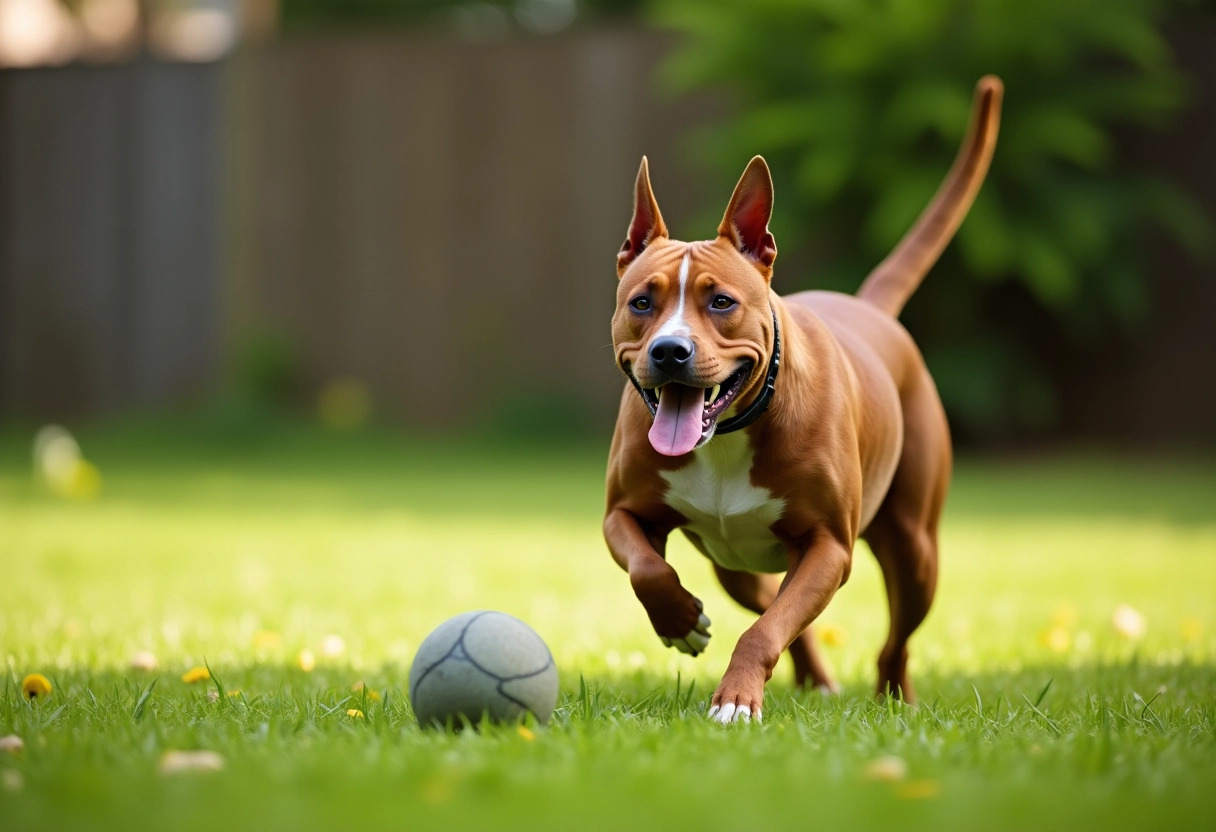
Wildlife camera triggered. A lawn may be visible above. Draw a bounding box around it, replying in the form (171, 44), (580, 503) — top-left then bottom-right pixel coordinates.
(1, 419), (1214, 831)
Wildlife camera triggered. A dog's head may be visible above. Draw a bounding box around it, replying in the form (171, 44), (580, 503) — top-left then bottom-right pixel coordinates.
(612, 156), (779, 457)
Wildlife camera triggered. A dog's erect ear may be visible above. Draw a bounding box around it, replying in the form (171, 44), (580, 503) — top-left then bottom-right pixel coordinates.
(718, 156), (777, 272)
(617, 157), (668, 276)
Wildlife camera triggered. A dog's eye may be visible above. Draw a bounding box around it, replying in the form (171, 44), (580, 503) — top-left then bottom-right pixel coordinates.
(711, 295), (736, 310)
(630, 296), (651, 312)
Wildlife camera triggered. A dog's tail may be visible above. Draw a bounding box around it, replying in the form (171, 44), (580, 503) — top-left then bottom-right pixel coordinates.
(857, 76), (1003, 318)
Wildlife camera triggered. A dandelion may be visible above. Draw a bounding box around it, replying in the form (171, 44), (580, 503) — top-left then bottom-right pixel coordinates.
(517, 725), (535, 741)
(816, 622), (848, 647)
(346, 709), (364, 718)
(863, 755), (907, 782)
(1180, 617), (1203, 642)
(895, 779), (941, 800)
(181, 666), (210, 684)
(0, 735), (23, 754)
(320, 634), (346, 658)
(1112, 605), (1147, 640)
(21, 674), (52, 700)
(297, 649), (316, 672)
(350, 681), (381, 701)
(59, 459), (102, 500)
(159, 750), (225, 775)
(226, 690), (242, 698)
(1039, 626), (1071, 653)
(130, 650), (158, 671)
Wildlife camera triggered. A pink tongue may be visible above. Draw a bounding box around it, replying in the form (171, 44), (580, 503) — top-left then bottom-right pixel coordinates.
(649, 384), (705, 456)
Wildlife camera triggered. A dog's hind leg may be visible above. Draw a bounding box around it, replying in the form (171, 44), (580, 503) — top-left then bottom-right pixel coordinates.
(863, 371), (951, 704)
(712, 564), (839, 693)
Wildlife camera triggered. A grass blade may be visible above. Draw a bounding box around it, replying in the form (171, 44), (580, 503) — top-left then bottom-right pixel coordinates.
(132, 677), (158, 722)
(1034, 678), (1054, 708)
(1021, 695), (1061, 736)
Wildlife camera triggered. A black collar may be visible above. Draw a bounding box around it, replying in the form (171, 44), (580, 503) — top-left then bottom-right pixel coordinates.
(716, 309), (780, 435)
(626, 309), (781, 436)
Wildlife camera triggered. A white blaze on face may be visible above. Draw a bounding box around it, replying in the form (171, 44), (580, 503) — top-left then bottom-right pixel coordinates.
(654, 252), (692, 338)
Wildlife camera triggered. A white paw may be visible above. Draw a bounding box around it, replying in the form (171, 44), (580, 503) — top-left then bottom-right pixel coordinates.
(707, 702), (760, 724)
(661, 613), (712, 656)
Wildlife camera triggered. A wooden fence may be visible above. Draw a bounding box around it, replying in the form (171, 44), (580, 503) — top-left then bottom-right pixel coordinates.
(1, 27), (1212, 441)
(0, 29), (718, 430)
(0, 60), (223, 416)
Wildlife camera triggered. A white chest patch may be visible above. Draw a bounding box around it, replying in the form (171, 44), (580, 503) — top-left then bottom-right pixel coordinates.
(661, 432), (787, 573)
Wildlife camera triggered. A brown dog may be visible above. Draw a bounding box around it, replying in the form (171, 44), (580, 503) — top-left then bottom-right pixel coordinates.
(604, 77), (1002, 723)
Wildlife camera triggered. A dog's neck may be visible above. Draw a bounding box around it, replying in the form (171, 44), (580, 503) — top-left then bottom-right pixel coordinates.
(715, 308), (781, 435)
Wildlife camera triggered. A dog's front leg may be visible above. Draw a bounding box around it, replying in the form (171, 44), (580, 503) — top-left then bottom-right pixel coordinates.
(604, 508), (712, 656)
(709, 534), (851, 723)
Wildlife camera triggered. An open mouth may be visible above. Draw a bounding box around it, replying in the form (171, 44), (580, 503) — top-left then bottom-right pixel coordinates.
(640, 362), (752, 456)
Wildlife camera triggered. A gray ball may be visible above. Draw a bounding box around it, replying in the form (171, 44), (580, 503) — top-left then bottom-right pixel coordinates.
(408, 611), (558, 728)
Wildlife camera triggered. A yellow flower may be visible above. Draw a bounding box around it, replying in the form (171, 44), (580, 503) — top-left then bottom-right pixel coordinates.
(350, 681), (381, 701)
(181, 666), (211, 684)
(346, 709), (364, 718)
(816, 622), (848, 647)
(21, 674), (52, 700)
(1039, 626), (1071, 653)
(297, 649), (316, 672)
(226, 690), (242, 698)
(61, 459), (102, 500)
(517, 725), (535, 741)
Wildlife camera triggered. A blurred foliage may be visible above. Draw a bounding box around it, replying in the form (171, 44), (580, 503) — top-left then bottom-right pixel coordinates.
(650, 0), (1211, 440)
(201, 328), (305, 437)
(232, 327), (301, 407)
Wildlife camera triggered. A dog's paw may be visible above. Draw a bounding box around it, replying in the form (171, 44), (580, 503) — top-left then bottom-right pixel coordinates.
(706, 701), (760, 724)
(633, 562), (709, 653)
(660, 612), (712, 656)
(708, 666), (765, 724)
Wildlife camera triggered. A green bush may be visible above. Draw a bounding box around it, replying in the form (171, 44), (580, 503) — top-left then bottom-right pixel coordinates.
(650, 0), (1209, 439)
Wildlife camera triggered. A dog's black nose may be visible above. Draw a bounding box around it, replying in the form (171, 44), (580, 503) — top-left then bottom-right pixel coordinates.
(649, 336), (695, 375)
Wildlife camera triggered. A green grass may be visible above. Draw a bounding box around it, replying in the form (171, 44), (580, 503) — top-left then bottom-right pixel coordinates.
(2, 420), (1214, 831)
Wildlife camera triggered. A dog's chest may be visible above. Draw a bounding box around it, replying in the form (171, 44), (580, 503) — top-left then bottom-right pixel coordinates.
(660, 433), (787, 573)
